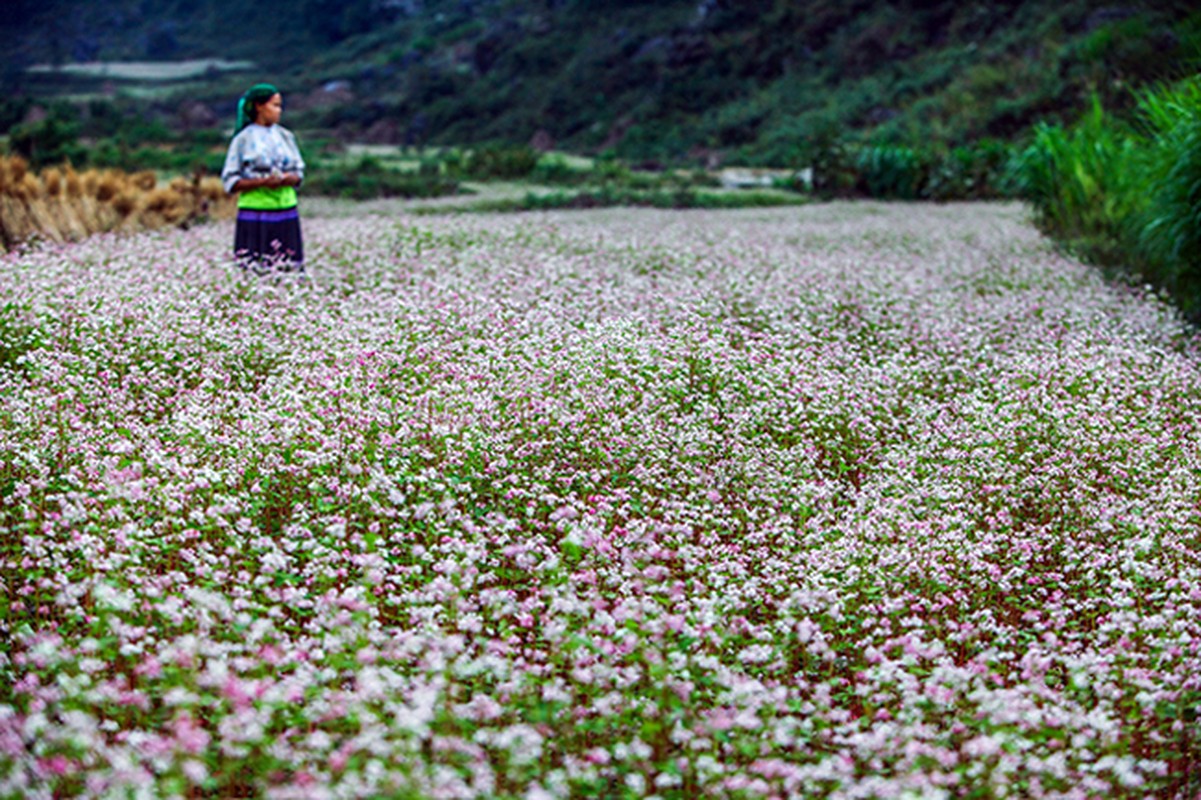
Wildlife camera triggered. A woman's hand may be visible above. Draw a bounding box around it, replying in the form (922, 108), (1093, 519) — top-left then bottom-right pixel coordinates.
(232, 173), (300, 192)
(264, 173), (300, 188)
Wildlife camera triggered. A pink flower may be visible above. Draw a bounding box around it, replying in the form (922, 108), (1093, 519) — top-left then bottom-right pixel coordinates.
(40, 754), (73, 777)
(222, 677), (254, 711)
(135, 655), (163, 678)
(173, 715), (211, 755)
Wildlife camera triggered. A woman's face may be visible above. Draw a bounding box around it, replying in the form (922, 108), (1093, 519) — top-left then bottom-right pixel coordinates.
(256, 93), (283, 126)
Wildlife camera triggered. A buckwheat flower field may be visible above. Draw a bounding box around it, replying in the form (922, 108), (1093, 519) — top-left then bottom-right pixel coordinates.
(2, 202), (1200, 799)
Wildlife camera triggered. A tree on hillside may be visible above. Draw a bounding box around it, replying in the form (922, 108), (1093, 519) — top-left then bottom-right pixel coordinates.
(2, 0), (44, 27)
(9, 106), (84, 168)
(300, 0), (398, 42)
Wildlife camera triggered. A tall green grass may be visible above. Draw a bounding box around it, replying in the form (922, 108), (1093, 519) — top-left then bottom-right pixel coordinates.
(1009, 99), (1147, 265)
(1136, 78), (1201, 307)
(1012, 78), (1201, 319)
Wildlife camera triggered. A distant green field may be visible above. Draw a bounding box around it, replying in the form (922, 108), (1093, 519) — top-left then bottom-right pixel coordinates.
(329, 146), (597, 175)
(25, 59), (255, 81)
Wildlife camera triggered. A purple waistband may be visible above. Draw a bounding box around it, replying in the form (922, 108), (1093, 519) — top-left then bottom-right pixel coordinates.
(237, 207), (299, 223)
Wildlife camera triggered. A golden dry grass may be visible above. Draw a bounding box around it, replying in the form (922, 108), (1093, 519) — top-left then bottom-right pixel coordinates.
(63, 165), (84, 199)
(42, 168), (63, 198)
(0, 156), (234, 248)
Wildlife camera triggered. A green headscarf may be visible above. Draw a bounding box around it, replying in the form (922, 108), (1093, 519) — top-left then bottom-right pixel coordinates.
(236, 83), (280, 132)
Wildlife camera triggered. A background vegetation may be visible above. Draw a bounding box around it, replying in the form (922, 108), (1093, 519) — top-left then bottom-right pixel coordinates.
(1013, 76), (1201, 321)
(3, 1), (1199, 166)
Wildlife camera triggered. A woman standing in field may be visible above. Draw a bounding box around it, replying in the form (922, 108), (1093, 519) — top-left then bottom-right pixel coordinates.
(221, 83), (305, 272)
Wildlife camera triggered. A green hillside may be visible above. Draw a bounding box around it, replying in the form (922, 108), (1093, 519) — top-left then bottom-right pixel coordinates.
(3, 0), (1199, 165)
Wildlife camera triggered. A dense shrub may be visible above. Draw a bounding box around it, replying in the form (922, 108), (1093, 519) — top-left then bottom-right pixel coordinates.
(806, 129), (859, 200)
(530, 155), (594, 186)
(304, 156), (460, 200)
(463, 145), (540, 180)
(854, 144), (929, 200)
(0, 98), (33, 133)
(87, 139), (226, 175)
(7, 109), (86, 169)
(799, 133), (1014, 202)
(924, 140), (1014, 201)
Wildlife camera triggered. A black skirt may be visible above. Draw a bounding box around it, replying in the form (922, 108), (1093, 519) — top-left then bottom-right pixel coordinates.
(234, 207), (304, 272)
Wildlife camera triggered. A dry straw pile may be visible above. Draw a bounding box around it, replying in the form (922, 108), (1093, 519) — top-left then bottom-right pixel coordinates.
(0, 156), (234, 249)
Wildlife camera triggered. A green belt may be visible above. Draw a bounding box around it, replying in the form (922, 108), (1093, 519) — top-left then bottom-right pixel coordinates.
(238, 186), (299, 210)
